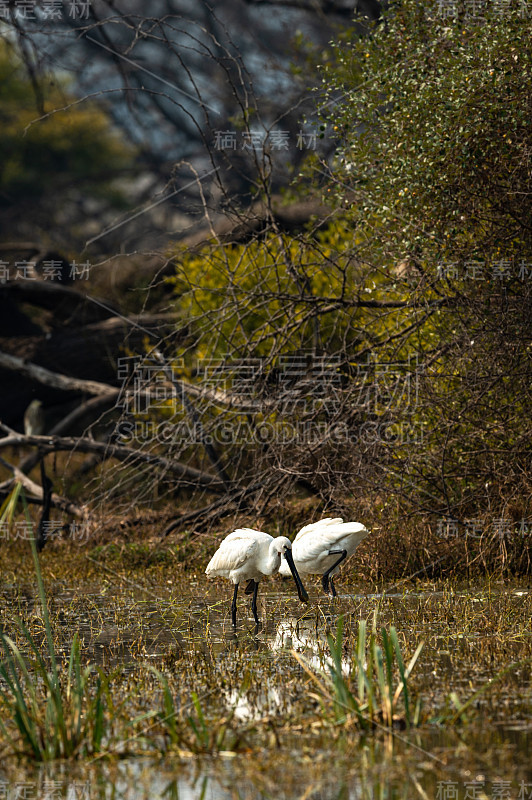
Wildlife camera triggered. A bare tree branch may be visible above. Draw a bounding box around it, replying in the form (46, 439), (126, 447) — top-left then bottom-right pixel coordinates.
(0, 425), (226, 492)
(0, 456), (87, 519)
(0, 352), (118, 398)
(18, 395), (118, 475)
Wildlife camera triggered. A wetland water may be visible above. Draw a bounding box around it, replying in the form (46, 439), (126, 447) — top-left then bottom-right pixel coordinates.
(1, 577), (531, 799)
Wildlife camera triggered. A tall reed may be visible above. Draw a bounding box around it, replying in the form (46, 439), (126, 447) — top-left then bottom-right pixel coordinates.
(0, 485), (108, 759)
(294, 615), (423, 730)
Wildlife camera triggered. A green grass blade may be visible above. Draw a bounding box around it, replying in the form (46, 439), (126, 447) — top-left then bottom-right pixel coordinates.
(0, 481), (23, 526)
(91, 677), (104, 753)
(149, 666), (179, 744)
(381, 628), (394, 695)
(16, 619), (68, 754)
(0, 635), (43, 758)
(191, 692), (209, 746)
(20, 492), (59, 683)
(404, 642), (424, 680)
(356, 619), (367, 702)
(390, 627), (410, 726)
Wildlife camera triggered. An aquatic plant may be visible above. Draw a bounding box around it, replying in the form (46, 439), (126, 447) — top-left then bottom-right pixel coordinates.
(294, 615), (423, 731)
(150, 667), (247, 754)
(0, 485), (109, 760)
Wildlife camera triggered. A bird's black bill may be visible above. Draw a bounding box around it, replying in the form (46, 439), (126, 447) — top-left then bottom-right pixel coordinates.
(284, 550), (309, 603)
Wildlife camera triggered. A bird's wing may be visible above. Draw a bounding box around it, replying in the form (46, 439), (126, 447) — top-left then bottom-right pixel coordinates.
(293, 521), (369, 562)
(205, 529), (271, 576)
(293, 518), (344, 542)
(330, 522), (369, 553)
(206, 536), (258, 576)
(225, 528), (272, 544)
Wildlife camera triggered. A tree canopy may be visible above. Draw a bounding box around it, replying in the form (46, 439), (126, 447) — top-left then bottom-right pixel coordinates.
(0, 41), (133, 242)
(162, 1), (531, 542)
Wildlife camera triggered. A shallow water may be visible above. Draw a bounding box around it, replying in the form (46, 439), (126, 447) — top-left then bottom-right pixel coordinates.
(1, 728), (531, 800)
(1, 577), (531, 798)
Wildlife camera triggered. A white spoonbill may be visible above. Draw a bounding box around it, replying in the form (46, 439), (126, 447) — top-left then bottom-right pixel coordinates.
(279, 517), (369, 597)
(205, 528), (309, 626)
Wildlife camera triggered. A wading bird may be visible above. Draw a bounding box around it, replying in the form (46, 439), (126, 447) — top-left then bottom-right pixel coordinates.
(205, 528), (309, 626)
(279, 518), (369, 597)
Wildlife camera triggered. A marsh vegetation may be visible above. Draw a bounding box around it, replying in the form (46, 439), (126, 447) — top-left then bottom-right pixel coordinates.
(0, 503), (530, 798)
(1, 1), (531, 798)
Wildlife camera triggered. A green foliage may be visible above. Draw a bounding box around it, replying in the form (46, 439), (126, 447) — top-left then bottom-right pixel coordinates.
(332, 5), (532, 510)
(0, 630), (108, 760)
(161, 1), (532, 527)
(0, 41), (132, 214)
(323, 3), (532, 263)
(168, 220), (367, 360)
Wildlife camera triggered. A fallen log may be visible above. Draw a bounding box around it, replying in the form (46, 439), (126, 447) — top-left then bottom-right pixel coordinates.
(0, 351), (118, 397)
(0, 280), (118, 324)
(0, 424), (226, 492)
(0, 456), (87, 519)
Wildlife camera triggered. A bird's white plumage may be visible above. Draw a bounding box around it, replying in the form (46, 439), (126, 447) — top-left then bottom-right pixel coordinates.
(279, 517), (369, 578)
(206, 528), (291, 585)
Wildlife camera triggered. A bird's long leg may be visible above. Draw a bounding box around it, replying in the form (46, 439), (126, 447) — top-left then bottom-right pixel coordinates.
(231, 583), (239, 627)
(250, 581), (260, 625)
(322, 550), (347, 596)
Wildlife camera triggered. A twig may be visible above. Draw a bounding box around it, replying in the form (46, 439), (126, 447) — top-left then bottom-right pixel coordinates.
(0, 456), (87, 519)
(0, 424), (225, 492)
(0, 352), (118, 397)
(18, 395), (117, 474)
(161, 480), (265, 537)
